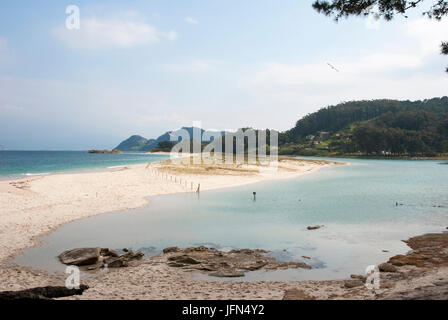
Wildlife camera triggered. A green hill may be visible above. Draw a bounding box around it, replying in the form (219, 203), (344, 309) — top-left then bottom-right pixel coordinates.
(115, 127), (225, 152)
(279, 97), (448, 157)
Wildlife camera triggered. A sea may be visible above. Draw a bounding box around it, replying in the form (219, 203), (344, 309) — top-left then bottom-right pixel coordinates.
(0, 151), (169, 179)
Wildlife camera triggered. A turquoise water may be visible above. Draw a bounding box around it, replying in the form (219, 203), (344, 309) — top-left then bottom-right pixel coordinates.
(0, 151), (169, 179)
(16, 158), (448, 280)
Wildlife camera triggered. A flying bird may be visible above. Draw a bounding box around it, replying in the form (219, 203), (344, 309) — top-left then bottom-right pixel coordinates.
(327, 62), (340, 72)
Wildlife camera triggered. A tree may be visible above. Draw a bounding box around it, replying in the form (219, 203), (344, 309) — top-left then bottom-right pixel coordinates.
(312, 0), (448, 72)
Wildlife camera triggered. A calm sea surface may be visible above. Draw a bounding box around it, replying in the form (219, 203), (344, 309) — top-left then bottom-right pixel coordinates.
(15, 157), (448, 281)
(0, 151), (169, 179)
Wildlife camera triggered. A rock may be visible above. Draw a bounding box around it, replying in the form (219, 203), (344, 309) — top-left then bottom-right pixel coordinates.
(351, 274), (367, 282)
(163, 246), (181, 254)
(168, 255), (201, 265)
(167, 262), (185, 268)
(209, 269), (245, 277)
(380, 282), (396, 289)
(103, 250), (144, 268)
(59, 247), (144, 269)
(104, 257), (128, 268)
(88, 149), (122, 154)
(58, 248), (100, 266)
(388, 232), (448, 268)
(302, 256), (311, 259)
(344, 279), (364, 288)
(100, 248), (119, 257)
(122, 250), (144, 262)
(283, 289), (315, 300)
(388, 254), (426, 267)
(185, 246), (210, 253)
(0, 285), (89, 300)
(163, 246), (311, 277)
(378, 263), (398, 273)
(239, 260), (268, 271)
(307, 225), (322, 230)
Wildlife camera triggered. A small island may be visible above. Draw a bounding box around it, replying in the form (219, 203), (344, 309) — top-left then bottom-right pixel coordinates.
(88, 149), (122, 154)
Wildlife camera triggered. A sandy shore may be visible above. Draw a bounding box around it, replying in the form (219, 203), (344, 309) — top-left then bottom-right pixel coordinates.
(0, 157), (336, 295)
(1, 156), (446, 300)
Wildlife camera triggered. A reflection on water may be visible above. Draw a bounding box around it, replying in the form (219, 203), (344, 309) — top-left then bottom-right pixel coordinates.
(16, 158), (448, 280)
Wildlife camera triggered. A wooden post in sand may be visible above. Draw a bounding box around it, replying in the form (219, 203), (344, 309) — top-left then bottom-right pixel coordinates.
(196, 183), (200, 193)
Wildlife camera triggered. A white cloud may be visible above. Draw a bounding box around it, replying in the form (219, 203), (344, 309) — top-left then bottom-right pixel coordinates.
(185, 17), (199, 25)
(404, 18), (448, 54)
(240, 17), (447, 116)
(240, 55), (444, 115)
(54, 18), (177, 49)
(162, 59), (223, 73)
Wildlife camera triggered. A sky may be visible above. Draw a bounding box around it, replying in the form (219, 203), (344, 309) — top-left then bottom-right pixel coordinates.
(0, 0), (447, 150)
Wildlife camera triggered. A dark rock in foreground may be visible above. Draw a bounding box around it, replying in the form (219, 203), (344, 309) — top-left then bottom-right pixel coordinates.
(0, 285), (89, 300)
(388, 232), (448, 268)
(344, 279), (364, 288)
(162, 246), (311, 278)
(58, 248), (101, 266)
(59, 248), (144, 270)
(378, 263), (398, 273)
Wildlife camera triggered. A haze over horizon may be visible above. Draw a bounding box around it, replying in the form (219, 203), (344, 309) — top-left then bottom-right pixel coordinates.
(0, 0), (447, 150)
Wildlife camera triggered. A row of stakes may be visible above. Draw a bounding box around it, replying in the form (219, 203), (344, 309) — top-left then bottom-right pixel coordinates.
(147, 167), (200, 193)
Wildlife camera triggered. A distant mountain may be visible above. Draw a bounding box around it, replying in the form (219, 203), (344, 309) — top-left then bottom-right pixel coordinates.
(115, 135), (150, 151)
(115, 127), (226, 152)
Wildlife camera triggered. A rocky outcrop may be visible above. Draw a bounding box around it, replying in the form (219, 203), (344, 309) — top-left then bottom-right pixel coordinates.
(88, 149), (122, 154)
(59, 248), (144, 269)
(58, 248), (101, 266)
(378, 263), (398, 273)
(388, 232), (448, 268)
(0, 285), (89, 300)
(344, 279), (364, 288)
(162, 246), (311, 278)
(307, 225), (323, 230)
(163, 246), (181, 254)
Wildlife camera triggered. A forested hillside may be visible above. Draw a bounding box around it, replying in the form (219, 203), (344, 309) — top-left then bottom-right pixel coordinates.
(279, 97), (448, 157)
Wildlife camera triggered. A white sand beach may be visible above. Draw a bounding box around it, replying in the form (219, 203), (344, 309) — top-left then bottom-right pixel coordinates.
(1, 157), (446, 300)
(0, 157), (338, 297)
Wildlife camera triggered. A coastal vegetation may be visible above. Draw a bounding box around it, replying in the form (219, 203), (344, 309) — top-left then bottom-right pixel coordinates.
(279, 97), (448, 157)
(116, 97), (448, 158)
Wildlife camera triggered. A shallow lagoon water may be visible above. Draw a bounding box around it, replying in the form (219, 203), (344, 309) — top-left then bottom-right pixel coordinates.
(16, 158), (448, 281)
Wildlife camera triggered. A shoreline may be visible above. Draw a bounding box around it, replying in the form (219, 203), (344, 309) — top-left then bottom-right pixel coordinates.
(1, 157), (447, 300)
(287, 154), (448, 161)
(0, 153), (170, 182)
(0, 157), (337, 285)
